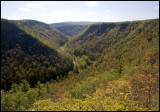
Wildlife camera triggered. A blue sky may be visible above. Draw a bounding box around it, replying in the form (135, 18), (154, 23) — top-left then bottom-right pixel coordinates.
(1, 1), (159, 24)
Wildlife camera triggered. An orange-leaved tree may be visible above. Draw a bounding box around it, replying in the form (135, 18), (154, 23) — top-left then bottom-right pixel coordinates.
(129, 73), (159, 109)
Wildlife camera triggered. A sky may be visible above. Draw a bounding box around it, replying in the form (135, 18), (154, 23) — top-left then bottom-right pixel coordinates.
(1, 1), (159, 24)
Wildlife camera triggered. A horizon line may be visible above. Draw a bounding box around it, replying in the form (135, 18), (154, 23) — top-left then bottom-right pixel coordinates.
(1, 18), (159, 24)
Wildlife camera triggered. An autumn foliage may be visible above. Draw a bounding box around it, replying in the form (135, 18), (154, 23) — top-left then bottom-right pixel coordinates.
(129, 73), (159, 109)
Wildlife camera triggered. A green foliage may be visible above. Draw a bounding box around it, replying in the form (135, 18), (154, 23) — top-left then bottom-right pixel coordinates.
(1, 19), (159, 111)
(52, 24), (87, 37)
(14, 20), (69, 48)
(114, 62), (124, 76)
(66, 19), (159, 60)
(36, 81), (47, 97)
(128, 67), (159, 109)
(31, 89), (144, 111)
(69, 70), (123, 99)
(73, 55), (91, 73)
(1, 19), (74, 90)
(20, 80), (30, 92)
(1, 80), (47, 111)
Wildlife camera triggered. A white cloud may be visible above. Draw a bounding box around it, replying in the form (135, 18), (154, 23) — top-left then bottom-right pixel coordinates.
(105, 10), (111, 13)
(115, 13), (120, 16)
(52, 10), (72, 15)
(86, 11), (94, 14)
(18, 8), (31, 12)
(48, 9), (96, 23)
(98, 14), (124, 22)
(26, 4), (44, 8)
(87, 1), (97, 6)
(50, 10), (74, 22)
(154, 6), (159, 9)
(18, 4), (45, 12)
(9, 16), (22, 20)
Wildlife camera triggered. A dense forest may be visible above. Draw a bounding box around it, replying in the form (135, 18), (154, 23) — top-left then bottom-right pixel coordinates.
(1, 19), (73, 90)
(50, 21), (98, 37)
(14, 19), (69, 49)
(50, 24), (87, 37)
(1, 19), (159, 111)
(66, 19), (159, 60)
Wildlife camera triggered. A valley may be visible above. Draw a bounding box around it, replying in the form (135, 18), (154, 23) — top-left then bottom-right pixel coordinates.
(1, 18), (159, 111)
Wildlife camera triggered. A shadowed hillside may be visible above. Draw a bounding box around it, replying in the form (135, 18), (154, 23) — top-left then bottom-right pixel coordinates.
(50, 21), (100, 37)
(1, 19), (159, 111)
(13, 20), (69, 49)
(1, 19), (74, 90)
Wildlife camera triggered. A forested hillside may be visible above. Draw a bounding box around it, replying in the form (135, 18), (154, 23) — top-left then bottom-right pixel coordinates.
(65, 19), (159, 60)
(51, 24), (87, 37)
(50, 21), (98, 27)
(1, 19), (73, 90)
(50, 21), (99, 37)
(13, 20), (69, 49)
(1, 19), (159, 111)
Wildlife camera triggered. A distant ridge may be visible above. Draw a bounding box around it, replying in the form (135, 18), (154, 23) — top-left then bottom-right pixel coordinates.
(50, 21), (102, 27)
(49, 21), (102, 37)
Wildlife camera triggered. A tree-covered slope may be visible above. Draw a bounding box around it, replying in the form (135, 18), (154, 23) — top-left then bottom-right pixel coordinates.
(1, 19), (159, 111)
(1, 19), (74, 90)
(51, 24), (87, 37)
(13, 20), (69, 49)
(65, 19), (159, 60)
(50, 21), (98, 27)
(50, 21), (100, 37)
(28, 19), (159, 111)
